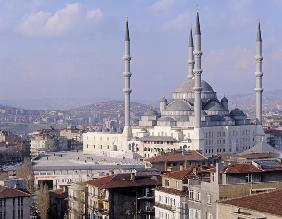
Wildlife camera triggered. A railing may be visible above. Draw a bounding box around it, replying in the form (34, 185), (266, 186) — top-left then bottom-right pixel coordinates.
(154, 202), (176, 211)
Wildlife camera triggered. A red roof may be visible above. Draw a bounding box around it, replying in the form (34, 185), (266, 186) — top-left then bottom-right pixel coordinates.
(238, 152), (280, 159)
(223, 163), (262, 174)
(86, 173), (161, 189)
(0, 185), (30, 199)
(155, 187), (188, 196)
(146, 150), (207, 163)
(220, 189), (282, 216)
(163, 167), (200, 180)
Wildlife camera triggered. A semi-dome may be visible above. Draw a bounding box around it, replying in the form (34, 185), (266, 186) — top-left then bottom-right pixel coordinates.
(166, 100), (191, 111)
(174, 78), (214, 93)
(204, 101), (225, 111)
(143, 109), (158, 116)
(230, 108), (246, 117)
(158, 116), (176, 122)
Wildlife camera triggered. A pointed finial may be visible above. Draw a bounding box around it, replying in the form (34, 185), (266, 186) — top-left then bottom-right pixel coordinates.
(125, 17), (130, 41)
(195, 12), (201, 35)
(189, 27), (194, 47)
(257, 21), (262, 42)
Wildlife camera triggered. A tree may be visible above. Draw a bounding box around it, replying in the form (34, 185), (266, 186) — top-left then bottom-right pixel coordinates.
(37, 184), (49, 219)
(16, 157), (34, 192)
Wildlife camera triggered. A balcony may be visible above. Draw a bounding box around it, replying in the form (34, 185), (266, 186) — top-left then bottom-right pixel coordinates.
(154, 202), (176, 211)
(138, 207), (155, 213)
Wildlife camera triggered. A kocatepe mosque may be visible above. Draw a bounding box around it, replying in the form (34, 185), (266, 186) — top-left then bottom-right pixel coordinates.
(83, 13), (265, 158)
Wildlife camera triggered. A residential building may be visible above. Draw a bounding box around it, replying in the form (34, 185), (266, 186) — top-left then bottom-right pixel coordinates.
(265, 128), (282, 151)
(0, 185), (31, 219)
(68, 182), (88, 219)
(186, 160), (282, 219)
(49, 189), (68, 219)
(144, 150), (212, 171)
(86, 170), (161, 219)
(154, 168), (207, 219)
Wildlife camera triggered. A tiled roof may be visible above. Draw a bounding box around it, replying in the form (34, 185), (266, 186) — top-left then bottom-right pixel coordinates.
(220, 189), (282, 216)
(238, 152), (280, 159)
(146, 150), (207, 163)
(223, 163), (262, 174)
(0, 185), (30, 199)
(155, 187), (188, 196)
(86, 173), (161, 189)
(163, 168), (199, 180)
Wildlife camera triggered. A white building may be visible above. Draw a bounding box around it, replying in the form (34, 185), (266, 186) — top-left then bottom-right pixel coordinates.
(32, 151), (145, 190)
(83, 14), (265, 158)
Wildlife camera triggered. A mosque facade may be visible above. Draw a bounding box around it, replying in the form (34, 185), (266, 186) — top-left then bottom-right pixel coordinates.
(83, 13), (265, 158)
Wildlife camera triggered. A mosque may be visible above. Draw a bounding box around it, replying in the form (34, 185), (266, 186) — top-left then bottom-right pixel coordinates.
(83, 13), (265, 158)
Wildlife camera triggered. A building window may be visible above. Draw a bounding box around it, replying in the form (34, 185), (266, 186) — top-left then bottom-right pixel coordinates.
(207, 194), (212, 205)
(164, 179), (169, 187)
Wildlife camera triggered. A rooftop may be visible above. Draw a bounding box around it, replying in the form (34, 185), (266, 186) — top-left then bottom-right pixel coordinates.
(222, 163), (263, 174)
(146, 150), (207, 163)
(86, 173), (161, 189)
(163, 167), (199, 180)
(33, 150), (144, 171)
(0, 185), (30, 199)
(155, 187), (188, 196)
(220, 189), (282, 217)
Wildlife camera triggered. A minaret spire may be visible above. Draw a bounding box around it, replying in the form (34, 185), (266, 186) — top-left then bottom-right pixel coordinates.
(187, 27), (194, 79)
(123, 17), (132, 140)
(193, 11), (203, 129)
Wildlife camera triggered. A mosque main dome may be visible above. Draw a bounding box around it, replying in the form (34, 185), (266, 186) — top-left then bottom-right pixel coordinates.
(174, 78), (214, 93)
(172, 78), (217, 102)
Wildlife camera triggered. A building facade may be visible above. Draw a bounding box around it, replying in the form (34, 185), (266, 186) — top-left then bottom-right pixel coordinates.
(86, 171), (160, 219)
(0, 185), (31, 219)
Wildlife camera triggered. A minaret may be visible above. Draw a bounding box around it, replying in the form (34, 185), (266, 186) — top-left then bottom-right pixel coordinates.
(123, 17), (132, 139)
(193, 12), (202, 129)
(255, 22), (263, 125)
(191, 12), (204, 152)
(255, 21), (265, 143)
(188, 28), (194, 79)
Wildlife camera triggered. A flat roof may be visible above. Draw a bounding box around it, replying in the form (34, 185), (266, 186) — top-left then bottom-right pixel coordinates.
(33, 151), (145, 171)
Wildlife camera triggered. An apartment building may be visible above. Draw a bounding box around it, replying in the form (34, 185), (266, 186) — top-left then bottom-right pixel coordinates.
(145, 150), (212, 171)
(0, 185), (31, 219)
(154, 168), (206, 219)
(86, 171), (160, 219)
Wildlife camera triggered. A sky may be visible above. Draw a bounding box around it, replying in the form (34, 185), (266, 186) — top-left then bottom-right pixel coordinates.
(0, 0), (281, 102)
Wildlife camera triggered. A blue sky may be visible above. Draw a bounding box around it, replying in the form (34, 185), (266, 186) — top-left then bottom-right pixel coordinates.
(0, 0), (281, 102)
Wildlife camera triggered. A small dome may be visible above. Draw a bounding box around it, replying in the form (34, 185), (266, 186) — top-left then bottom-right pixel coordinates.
(175, 78), (214, 93)
(166, 101), (191, 111)
(230, 108), (246, 117)
(223, 116), (234, 121)
(158, 116), (176, 122)
(221, 96), (228, 102)
(160, 96), (167, 102)
(204, 101), (225, 111)
(143, 109), (158, 116)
